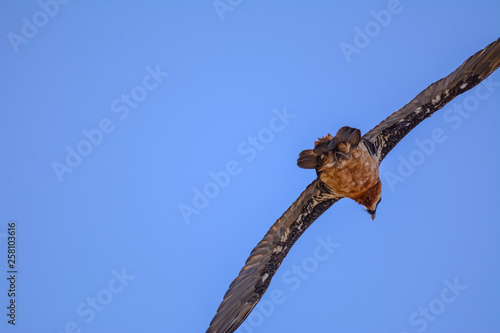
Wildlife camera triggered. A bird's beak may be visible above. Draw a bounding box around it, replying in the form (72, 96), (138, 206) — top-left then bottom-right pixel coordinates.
(368, 210), (376, 221)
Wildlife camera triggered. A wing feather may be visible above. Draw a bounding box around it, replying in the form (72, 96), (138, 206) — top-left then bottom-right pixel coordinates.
(206, 179), (340, 333)
(363, 38), (500, 162)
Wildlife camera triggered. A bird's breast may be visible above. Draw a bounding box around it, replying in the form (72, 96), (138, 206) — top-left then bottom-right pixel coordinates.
(318, 142), (379, 199)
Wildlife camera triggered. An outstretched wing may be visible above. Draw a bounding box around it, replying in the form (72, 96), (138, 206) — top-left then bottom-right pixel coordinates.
(363, 38), (500, 162)
(206, 179), (340, 333)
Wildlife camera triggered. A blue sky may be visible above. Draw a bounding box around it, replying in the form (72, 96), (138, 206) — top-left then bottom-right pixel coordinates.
(1, 1), (499, 332)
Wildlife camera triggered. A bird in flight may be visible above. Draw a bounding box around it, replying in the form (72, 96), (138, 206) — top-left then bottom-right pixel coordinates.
(206, 38), (500, 333)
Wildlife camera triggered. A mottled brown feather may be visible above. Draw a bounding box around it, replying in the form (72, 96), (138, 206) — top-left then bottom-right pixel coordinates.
(206, 180), (339, 333)
(363, 38), (500, 162)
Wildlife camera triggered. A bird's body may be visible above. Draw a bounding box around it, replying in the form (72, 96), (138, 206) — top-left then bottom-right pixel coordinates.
(298, 127), (382, 218)
(319, 142), (379, 201)
(206, 38), (500, 333)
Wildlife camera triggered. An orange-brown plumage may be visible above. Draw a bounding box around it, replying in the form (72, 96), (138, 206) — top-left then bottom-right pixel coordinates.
(314, 133), (333, 146)
(299, 126), (382, 220)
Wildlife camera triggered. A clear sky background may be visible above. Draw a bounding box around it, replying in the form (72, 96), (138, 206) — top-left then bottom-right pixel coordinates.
(1, 1), (499, 333)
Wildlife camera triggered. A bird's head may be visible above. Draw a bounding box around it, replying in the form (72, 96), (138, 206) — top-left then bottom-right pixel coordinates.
(355, 179), (382, 221)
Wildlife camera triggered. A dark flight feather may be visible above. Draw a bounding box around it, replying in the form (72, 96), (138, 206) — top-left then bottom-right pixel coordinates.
(363, 38), (500, 162)
(206, 180), (339, 332)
